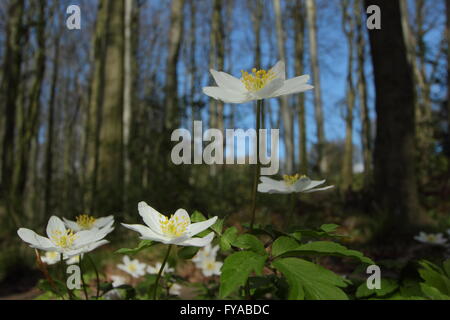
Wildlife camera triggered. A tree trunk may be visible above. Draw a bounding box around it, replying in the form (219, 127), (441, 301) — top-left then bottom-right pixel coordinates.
(96, 0), (125, 215)
(356, 0), (372, 185)
(365, 0), (421, 235)
(306, 0), (326, 174)
(273, 0), (294, 174)
(165, 0), (184, 130)
(1, 0), (24, 228)
(293, 0), (308, 174)
(341, 0), (355, 191)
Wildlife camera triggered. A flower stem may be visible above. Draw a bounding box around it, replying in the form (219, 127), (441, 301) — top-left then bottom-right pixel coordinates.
(285, 194), (296, 230)
(61, 254), (73, 300)
(87, 254), (100, 300)
(78, 257), (89, 300)
(250, 99), (263, 231)
(153, 244), (173, 300)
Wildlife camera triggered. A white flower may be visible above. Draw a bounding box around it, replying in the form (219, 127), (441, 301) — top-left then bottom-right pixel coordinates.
(414, 232), (448, 246)
(192, 244), (219, 267)
(122, 202), (217, 247)
(258, 174), (334, 194)
(63, 214), (114, 233)
(111, 275), (127, 288)
(66, 255), (82, 265)
(103, 275), (127, 300)
(147, 262), (175, 275)
(169, 283), (182, 296)
(203, 61), (313, 104)
(117, 255), (147, 278)
(199, 258), (223, 277)
(40, 251), (61, 265)
(18, 216), (110, 258)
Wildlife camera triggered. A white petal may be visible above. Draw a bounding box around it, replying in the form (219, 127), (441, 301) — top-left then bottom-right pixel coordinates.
(270, 75), (313, 98)
(298, 179), (325, 192)
(138, 201), (164, 234)
(202, 86), (251, 104)
(17, 228), (57, 251)
(292, 177), (313, 192)
(251, 78), (284, 99)
(173, 208), (191, 225)
(178, 232), (215, 247)
(73, 228), (109, 248)
(46, 216), (67, 239)
(210, 69), (247, 93)
(62, 218), (81, 232)
(303, 185), (335, 193)
(187, 216), (218, 237)
(269, 61), (286, 80)
(94, 215), (114, 228)
(121, 223), (168, 242)
(258, 177), (290, 193)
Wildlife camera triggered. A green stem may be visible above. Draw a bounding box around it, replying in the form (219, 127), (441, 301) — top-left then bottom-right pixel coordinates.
(78, 257), (89, 300)
(87, 254), (100, 300)
(285, 194), (296, 230)
(250, 99), (263, 231)
(61, 254), (73, 300)
(153, 245), (173, 300)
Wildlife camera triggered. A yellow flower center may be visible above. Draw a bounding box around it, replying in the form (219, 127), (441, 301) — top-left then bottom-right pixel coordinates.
(46, 251), (59, 260)
(128, 263), (137, 272)
(206, 261), (215, 271)
(283, 174), (307, 186)
(160, 215), (189, 238)
(427, 235), (437, 242)
(76, 214), (97, 229)
(51, 229), (77, 249)
(241, 68), (275, 92)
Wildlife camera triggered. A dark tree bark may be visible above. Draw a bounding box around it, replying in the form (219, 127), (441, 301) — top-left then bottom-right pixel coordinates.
(1, 0), (24, 226)
(365, 0), (421, 235)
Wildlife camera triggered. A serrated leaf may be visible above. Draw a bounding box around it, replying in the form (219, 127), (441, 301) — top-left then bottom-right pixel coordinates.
(219, 251), (267, 298)
(219, 226), (238, 252)
(211, 218), (224, 235)
(271, 236), (300, 257)
(191, 211), (207, 223)
(272, 258), (348, 300)
(420, 283), (450, 300)
(232, 234), (266, 255)
(115, 240), (154, 255)
(275, 240), (374, 264)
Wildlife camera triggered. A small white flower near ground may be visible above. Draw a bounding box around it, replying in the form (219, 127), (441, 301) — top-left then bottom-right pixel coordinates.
(147, 262), (175, 275)
(169, 283), (182, 296)
(117, 255), (147, 278)
(40, 251), (60, 265)
(414, 232), (448, 246)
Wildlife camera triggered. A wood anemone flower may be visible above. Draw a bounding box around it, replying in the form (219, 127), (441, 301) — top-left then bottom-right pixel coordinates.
(18, 216), (111, 258)
(122, 201), (217, 247)
(202, 61), (313, 103)
(257, 174), (334, 194)
(63, 214), (114, 233)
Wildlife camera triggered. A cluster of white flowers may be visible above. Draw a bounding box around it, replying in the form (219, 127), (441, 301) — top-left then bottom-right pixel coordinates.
(116, 255), (177, 278)
(414, 230), (450, 246)
(192, 244), (223, 277)
(18, 214), (114, 262)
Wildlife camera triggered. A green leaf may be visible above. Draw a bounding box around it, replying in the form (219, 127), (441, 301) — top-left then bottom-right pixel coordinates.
(178, 246), (200, 259)
(420, 283), (450, 300)
(115, 240), (154, 255)
(232, 234), (266, 255)
(219, 226), (238, 252)
(418, 260), (450, 296)
(275, 240), (374, 264)
(271, 236), (301, 257)
(219, 251), (267, 298)
(191, 211), (207, 223)
(211, 218), (224, 235)
(272, 258), (348, 300)
(320, 224), (339, 233)
(356, 278), (399, 298)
